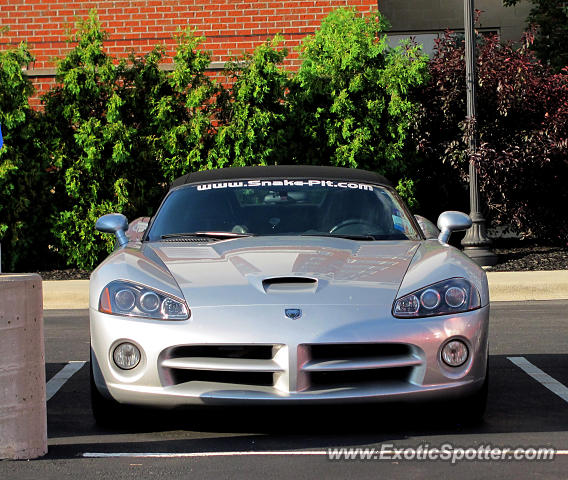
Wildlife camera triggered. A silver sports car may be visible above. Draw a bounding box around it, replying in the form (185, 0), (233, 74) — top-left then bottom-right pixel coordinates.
(90, 165), (489, 424)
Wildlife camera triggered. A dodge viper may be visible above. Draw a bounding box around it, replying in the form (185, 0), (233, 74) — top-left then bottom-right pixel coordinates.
(90, 165), (489, 424)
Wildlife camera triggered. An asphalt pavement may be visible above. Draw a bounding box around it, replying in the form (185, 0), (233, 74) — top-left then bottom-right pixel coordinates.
(2, 300), (568, 479)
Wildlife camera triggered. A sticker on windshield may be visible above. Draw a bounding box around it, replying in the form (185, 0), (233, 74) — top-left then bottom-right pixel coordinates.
(392, 214), (411, 233)
(196, 180), (374, 191)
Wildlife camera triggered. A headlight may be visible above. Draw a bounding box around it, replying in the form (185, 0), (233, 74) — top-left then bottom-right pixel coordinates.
(99, 280), (190, 320)
(393, 278), (480, 318)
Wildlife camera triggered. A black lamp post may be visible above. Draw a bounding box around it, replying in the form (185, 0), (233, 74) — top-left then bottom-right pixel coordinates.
(460, 0), (498, 266)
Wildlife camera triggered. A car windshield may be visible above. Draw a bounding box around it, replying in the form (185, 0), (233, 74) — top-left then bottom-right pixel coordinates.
(145, 179), (421, 241)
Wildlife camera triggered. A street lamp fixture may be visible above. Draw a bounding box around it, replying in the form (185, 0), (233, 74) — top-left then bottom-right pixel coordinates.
(460, 0), (498, 266)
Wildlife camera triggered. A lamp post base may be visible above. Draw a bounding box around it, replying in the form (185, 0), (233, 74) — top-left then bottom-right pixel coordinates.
(463, 246), (498, 267)
(462, 213), (498, 267)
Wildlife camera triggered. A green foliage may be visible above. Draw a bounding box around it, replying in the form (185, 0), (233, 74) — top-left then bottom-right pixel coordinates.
(152, 29), (217, 181)
(0, 41), (55, 271)
(43, 12), (217, 269)
(395, 178), (418, 211)
(505, 0), (568, 72)
(291, 8), (429, 180)
(208, 36), (292, 168)
(0, 8), (431, 271)
(43, 11), (133, 269)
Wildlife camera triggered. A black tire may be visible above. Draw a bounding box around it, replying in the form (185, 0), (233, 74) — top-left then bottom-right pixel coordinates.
(90, 355), (127, 427)
(447, 365), (489, 426)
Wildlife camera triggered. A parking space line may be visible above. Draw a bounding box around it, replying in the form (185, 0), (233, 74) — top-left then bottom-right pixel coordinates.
(83, 450), (568, 459)
(46, 361), (86, 401)
(83, 451), (329, 458)
(508, 356), (568, 403)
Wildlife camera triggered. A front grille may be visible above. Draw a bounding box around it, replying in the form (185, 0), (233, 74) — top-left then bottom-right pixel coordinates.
(309, 343), (411, 360)
(299, 343), (419, 390)
(159, 344), (284, 387)
(168, 369), (274, 387)
(159, 342), (421, 393)
(168, 345), (274, 360)
(309, 367), (413, 387)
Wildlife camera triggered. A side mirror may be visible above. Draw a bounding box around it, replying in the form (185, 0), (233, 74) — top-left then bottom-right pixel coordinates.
(436, 211), (472, 245)
(95, 213), (129, 248)
(414, 215), (440, 240)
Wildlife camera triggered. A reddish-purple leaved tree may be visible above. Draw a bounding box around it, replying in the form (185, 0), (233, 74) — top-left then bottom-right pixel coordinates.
(415, 28), (568, 243)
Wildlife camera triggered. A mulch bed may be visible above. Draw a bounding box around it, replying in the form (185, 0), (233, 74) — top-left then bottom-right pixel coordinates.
(36, 269), (91, 281)
(488, 244), (568, 272)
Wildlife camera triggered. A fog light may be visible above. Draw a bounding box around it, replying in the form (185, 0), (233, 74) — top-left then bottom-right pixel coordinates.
(113, 342), (141, 370)
(441, 340), (468, 367)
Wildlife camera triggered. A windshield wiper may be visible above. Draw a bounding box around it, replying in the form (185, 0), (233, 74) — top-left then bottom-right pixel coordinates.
(301, 233), (376, 241)
(161, 231), (254, 240)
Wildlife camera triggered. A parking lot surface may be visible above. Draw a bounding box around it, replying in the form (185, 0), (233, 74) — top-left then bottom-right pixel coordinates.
(1, 301), (568, 479)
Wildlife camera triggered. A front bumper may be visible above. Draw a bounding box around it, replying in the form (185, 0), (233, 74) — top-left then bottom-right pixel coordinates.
(90, 304), (489, 407)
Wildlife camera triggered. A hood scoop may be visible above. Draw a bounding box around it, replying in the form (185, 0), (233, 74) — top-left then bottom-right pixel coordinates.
(262, 276), (318, 294)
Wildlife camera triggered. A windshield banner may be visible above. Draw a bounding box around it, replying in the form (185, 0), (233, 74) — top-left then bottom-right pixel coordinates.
(196, 180), (374, 191)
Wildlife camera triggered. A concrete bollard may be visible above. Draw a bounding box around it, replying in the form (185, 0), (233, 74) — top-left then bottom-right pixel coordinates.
(0, 274), (47, 459)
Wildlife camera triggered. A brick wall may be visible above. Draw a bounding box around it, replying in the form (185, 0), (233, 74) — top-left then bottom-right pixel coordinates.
(0, 0), (378, 105)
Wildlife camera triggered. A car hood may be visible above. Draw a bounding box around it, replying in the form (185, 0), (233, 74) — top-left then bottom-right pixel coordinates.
(146, 237), (420, 307)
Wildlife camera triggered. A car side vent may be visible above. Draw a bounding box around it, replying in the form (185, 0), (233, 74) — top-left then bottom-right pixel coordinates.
(262, 276), (318, 294)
